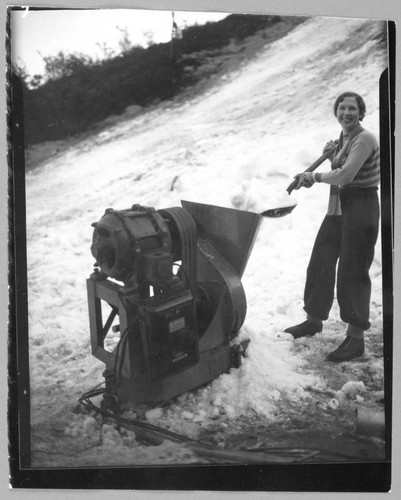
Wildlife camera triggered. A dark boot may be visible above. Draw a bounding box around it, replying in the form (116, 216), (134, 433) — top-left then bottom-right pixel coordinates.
(284, 320), (322, 339)
(326, 336), (364, 362)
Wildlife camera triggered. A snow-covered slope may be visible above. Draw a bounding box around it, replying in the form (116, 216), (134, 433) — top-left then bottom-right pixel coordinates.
(25, 16), (388, 466)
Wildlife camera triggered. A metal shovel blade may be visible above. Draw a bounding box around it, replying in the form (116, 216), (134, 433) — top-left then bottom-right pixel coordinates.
(261, 204), (296, 218)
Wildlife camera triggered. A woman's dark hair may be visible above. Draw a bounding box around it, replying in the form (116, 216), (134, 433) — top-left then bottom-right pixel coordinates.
(334, 92), (366, 121)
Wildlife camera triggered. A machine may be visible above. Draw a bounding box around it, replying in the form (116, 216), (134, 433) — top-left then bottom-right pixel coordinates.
(87, 200), (263, 406)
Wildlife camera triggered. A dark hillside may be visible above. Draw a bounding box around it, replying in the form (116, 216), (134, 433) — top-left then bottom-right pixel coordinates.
(21, 15), (306, 146)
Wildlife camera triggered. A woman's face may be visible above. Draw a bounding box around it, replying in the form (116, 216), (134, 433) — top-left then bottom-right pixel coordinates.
(336, 96), (361, 132)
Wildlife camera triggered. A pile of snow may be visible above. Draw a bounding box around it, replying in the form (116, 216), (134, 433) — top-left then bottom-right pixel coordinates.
(25, 16), (387, 466)
(335, 381), (367, 401)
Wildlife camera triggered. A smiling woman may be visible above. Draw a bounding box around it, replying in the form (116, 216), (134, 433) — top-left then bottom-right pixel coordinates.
(10, 8), (229, 77)
(335, 93), (366, 131)
(285, 91), (381, 363)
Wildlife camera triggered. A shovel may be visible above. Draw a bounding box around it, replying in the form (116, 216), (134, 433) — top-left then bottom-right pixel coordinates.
(261, 150), (334, 218)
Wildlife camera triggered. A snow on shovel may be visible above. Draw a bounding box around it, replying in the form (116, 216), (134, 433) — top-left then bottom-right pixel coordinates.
(261, 147), (336, 218)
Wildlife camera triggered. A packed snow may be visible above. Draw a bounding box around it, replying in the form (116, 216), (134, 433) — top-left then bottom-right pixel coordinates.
(24, 16), (388, 467)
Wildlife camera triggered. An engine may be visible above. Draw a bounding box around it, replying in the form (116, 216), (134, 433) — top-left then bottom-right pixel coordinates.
(87, 200), (262, 405)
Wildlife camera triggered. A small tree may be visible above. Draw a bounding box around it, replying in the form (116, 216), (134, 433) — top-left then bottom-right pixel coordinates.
(116, 26), (133, 55)
(96, 42), (116, 61)
(28, 74), (45, 89)
(41, 51), (94, 80)
(10, 63), (29, 89)
(143, 29), (155, 47)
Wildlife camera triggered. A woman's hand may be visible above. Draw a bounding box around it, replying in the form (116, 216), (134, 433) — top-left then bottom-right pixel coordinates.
(293, 172), (316, 189)
(322, 140), (338, 158)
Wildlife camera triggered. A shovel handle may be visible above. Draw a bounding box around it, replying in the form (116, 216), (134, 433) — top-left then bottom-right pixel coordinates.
(286, 151), (332, 195)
